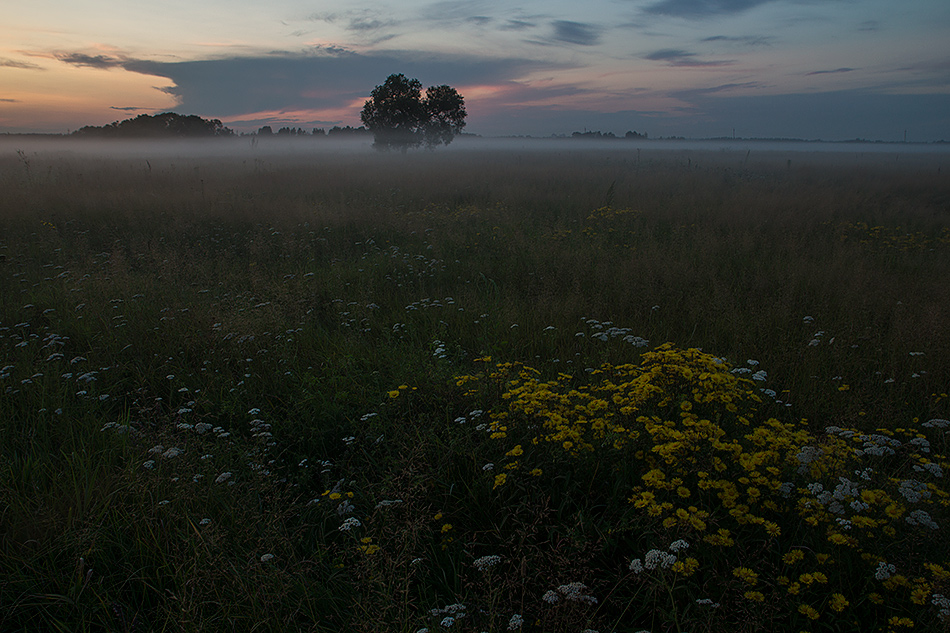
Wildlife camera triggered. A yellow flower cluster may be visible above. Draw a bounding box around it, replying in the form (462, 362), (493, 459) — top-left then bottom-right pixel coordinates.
(455, 344), (950, 630)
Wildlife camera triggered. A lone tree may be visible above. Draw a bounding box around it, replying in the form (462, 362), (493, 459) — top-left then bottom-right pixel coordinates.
(360, 74), (466, 151)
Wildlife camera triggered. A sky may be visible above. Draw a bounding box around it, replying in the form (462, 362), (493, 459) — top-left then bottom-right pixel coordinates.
(2, 0), (949, 141)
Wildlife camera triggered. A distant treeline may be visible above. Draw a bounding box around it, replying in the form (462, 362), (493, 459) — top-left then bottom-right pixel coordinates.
(547, 130), (649, 140)
(252, 125), (372, 138)
(73, 112), (234, 138)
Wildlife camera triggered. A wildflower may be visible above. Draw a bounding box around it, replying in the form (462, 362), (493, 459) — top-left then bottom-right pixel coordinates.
(829, 593), (849, 612)
(473, 555), (502, 571)
(669, 539), (689, 552)
(744, 591), (765, 602)
(733, 567), (759, 586)
(215, 472), (232, 484)
(507, 614), (523, 630)
(441, 616), (455, 628)
(339, 517), (361, 531)
(629, 558), (644, 573)
(260, 554), (274, 562)
(798, 604), (820, 620)
(199, 518), (211, 526)
(542, 590), (559, 604)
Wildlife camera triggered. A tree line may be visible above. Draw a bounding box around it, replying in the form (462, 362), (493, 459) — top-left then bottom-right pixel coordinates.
(72, 112), (233, 138)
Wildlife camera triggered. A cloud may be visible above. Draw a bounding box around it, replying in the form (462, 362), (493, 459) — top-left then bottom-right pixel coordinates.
(55, 53), (127, 69)
(1, 58), (43, 70)
(551, 21), (602, 46)
(673, 81), (764, 96)
(0, 98), (21, 103)
(118, 50), (560, 126)
(701, 35), (772, 46)
(806, 67), (855, 76)
(500, 20), (535, 31)
(644, 49), (734, 66)
(644, 0), (775, 18)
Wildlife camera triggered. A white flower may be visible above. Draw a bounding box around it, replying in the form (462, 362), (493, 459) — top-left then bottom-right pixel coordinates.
(473, 555), (502, 571)
(669, 539), (689, 552)
(142, 460), (155, 469)
(260, 553), (274, 562)
(441, 616), (455, 628)
(542, 590), (559, 604)
(507, 614), (523, 630)
(629, 558), (643, 573)
(339, 517), (362, 531)
(162, 447), (183, 459)
(215, 472), (232, 484)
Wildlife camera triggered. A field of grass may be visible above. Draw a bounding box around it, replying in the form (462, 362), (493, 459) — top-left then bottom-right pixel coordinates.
(2, 139), (950, 632)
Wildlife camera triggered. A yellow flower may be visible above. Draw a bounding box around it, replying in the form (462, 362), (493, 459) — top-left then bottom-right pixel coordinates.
(744, 591), (765, 602)
(798, 604), (819, 620)
(888, 616), (914, 628)
(493, 473), (507, 489)
(783, 550), (805, 565)
(733, 567), (758, 586)
(329, 492), (342, 500)
(676, 486), (691, 498)
(388, 390), (400, 398)
(868, 593), (884, 604)
(505, 445), (524, 457)
(828, 533), (849, 545)
(529, 468), (543, 476)
(829, 593), (849, 612)
(787, 583), (801, 595)
(441, 523), (453, 533)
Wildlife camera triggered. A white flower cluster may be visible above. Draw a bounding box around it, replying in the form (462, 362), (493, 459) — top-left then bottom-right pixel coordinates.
(922, 419), (949, 429)
(473, 554), (502, 571)
(905, 509), (939, 530)
(695, 598), (720, 608)
(555, 581), (597, 605)
(630, 541), (682, 574)
(542, 590), (559, 604)
(932, 593), (950, 619)
(507, 614), (523, 630)
(339, 517), (361, 531)
(875, 562), (896, 580)
(914, 461), (944, 478)
(898, 479), (931, 503)
(581, 318), (648, 347)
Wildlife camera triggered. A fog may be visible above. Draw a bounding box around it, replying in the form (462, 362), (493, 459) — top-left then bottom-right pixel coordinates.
(3, 134), (948, 173)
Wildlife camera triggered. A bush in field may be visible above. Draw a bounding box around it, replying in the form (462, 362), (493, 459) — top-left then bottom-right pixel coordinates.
(455, 344), (950, 631)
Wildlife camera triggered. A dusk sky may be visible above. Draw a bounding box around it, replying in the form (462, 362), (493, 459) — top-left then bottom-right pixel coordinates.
(2, 0), (949, 140)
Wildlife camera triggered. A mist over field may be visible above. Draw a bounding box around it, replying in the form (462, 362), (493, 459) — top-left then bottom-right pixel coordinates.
(3, 139), (950, 632)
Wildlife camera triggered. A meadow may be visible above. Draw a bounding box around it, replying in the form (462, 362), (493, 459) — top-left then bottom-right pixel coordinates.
(1, 138), (949, 632)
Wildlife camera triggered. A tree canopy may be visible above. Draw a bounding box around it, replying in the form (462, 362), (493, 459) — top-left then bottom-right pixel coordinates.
(72, 112), (233, 138)
(360, 74), (466, 151)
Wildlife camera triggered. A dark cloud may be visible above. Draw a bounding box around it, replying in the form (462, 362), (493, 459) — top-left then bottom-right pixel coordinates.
(551, 21), (602, 46)
(644, 49), (734, 66)
(673, 81), (764, 96)
(644, 0), (775, 18)
(421, 0), (494, 22)
(806, 67), (855, 76)
(0, 98), (21, 103)
(701, 35), (772, 46)
(500, 20), (535, 31)
(120, 50), (560, 123)
(110, 106), (151, 111)
(348, 18), (397, 31)
(1, 58), (43, 70)
(55, 53), (126, 69)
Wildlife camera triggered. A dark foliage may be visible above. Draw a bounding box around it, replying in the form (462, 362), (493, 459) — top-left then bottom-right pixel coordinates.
(73, 112), (233, 138)
(360, 74), (466, 151)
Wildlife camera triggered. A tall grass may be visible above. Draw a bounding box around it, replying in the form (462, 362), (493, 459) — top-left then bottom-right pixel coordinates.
(1, 140), (949, 631)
